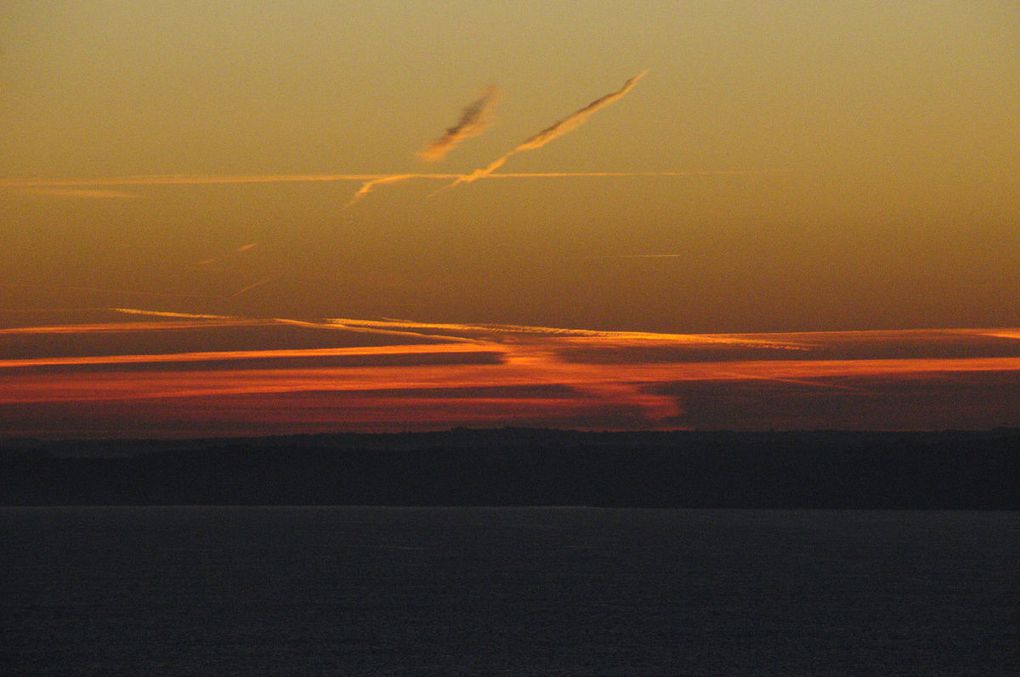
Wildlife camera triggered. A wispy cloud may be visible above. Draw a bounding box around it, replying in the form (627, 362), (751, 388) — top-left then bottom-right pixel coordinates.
(0, 343), (494, 371)
(345, 174), (422, 207)
(3, 166), (776, 209)
(0, 281), (223, 301)
(4, 314), (1020, 434)
(418, 86), (501, 163)
(194, 242), (259, 267)
(516, 71), (648, 152)
(111, 308), (239, 320)
(0, 174), (394, 188)
(227, 276), (276, 299)
(0, 319), (259, 336)
(345, 169), (744, 207)
(581, 253), (687, 260)
(323, 316), (806, 350)
(2, 168), (763, 191)
(433, 71), (648, 195)
(18, 188), (140, 199)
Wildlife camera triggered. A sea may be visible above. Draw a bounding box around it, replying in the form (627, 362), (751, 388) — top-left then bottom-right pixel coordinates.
(3, 507), (1019, 675)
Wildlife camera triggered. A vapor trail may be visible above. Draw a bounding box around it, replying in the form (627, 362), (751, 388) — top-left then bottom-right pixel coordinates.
(345, 174), (419, 207)
(0, 281), (222, 301)
(344, 167), (754, 207)
(21, 188), (140, 199)
(433, 71), (648, 196)
(5, 165), (778, 208)
(0, 174), (397, 188)
(228, 276), (276, 299)
(582, 253), (687, 260)
(418, 86), (501, 163)
(516, 70), (648, 152)
(111, 308), (242, 320)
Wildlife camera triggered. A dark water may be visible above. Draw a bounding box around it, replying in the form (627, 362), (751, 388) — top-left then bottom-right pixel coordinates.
(3, 508), (1019, 675)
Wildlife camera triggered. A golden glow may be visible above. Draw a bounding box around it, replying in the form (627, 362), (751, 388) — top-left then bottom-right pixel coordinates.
(3, 314), (1020, 435)
(1, 3), (1018, 436)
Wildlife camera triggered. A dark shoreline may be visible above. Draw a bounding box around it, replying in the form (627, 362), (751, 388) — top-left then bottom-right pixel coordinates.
(4, 428), (1020, 508)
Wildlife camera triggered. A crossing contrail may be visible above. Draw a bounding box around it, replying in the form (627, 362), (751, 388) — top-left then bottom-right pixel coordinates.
(431, 71), (648, 196)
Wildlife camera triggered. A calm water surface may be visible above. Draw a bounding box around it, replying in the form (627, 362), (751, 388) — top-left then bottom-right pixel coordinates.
(3, 507), (1019, 675)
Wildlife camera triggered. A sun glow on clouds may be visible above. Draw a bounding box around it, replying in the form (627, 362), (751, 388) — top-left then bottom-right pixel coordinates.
(2, 311), (1020, 437)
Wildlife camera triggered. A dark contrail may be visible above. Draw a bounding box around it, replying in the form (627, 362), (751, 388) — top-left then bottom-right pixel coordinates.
(431, 71), (648, 196)
(418, 86), (501, 163)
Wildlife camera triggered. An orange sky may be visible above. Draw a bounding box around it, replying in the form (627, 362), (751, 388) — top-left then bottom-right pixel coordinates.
(1, 3), (1019, 435)
(2, 310), (1020, 437)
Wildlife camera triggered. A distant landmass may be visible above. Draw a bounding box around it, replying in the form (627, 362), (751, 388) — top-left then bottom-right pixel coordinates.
(3, 429), (1020, 508)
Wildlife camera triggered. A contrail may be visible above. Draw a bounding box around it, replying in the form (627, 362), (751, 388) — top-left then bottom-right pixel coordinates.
(18, 188), (140, 199)
(432, 70), (648, 196)
(344, 167), (748, 207)
(343, 167), (758, 208)
(0, 174), (395, 188)
(345, 174), (420, 208)
(581, 253), (687, 260)
(325, 316), (807, 350)
(0, 281), (221, 301)
(228, 276), (276, 299)
(4, 163), (780, 208)
(515, 71), (648, 152)
(418, 86), (501, 163)
(195, 242), (259, 267)
(111, 308), (241, 320)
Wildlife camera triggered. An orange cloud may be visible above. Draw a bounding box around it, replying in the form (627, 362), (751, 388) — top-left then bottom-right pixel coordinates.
(0, 319), (262, 335)
(111, 308), (240, 320)
(4, 316), (1020, 436)
(0, 343), (496, 371)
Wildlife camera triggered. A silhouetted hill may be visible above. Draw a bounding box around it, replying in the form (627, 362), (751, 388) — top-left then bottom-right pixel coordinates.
(3, 429), (1020, 508)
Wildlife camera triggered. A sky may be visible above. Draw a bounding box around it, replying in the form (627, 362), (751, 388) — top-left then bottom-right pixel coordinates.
(1, 1), (1019, 437)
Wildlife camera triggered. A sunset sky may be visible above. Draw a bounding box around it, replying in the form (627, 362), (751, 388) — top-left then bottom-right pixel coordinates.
(2, 1), (1019, 437)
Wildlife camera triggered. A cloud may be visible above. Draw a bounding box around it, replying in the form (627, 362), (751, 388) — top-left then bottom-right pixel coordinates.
(0, 281), (222, 301)
(111, 308), (239, 320)
(343, 168), (779, 206)
(515, 70), (648, 152)
(323, 316), (805, 350)
(2, 167), (760, 192)
(418, 86), (501, 163)
(433, 71), (648, 195)
(227, 276), (276, 298)
(2, 166), (778, 209)
(0, 343), (495, 372)
(345, 174), (420, 207)
(0, 174), (396, 188)
(4, 317), (1020, 434)
(195, 242), (259, 268)
(18, 188), (140, 199)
